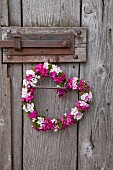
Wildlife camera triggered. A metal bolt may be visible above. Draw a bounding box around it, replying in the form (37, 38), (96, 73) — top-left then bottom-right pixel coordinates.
(73, 55), (78, 59)
(76, 30), (82, 35)
(7, 55), (12, 59)
(62, 41), (69, 47)
(7, 29), (11, 33)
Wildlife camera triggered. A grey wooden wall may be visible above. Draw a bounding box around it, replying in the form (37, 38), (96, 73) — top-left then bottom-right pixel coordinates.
(0, 0), (113, 170)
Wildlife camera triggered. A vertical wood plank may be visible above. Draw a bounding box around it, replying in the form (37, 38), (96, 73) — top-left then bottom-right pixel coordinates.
(0, 0), (11, 169)
(8, 0), (22, 170)
(22, 0), (80, 169)
(79, 0), (113, 169)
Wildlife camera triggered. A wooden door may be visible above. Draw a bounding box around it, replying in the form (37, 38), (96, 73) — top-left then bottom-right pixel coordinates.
(0, 0), (113, 170)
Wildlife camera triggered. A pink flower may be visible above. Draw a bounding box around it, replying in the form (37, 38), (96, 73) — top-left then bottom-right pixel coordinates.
(75, 112), (83, 120)
(67, 78), (73, 89)
(25, 94), (34, 102)
(26, 75), (33, 81)
(66, 113), (75, 125)
(41, 118), (55, 131)
(56, 89), (66, 97)
(76, 101), (90, 111)
(34, 64), (48, 77)
(28, 110), (37, 119)
(80, 79), (85, 86)
(54, 73), (66, 84)
(50, 71), (57, 78)
(30, 88), (35, 93)
(34, 64), (43, 73)
(61, 116), (67, 129)
(78, 85), (83, 91)
(40, 67), (48, 77)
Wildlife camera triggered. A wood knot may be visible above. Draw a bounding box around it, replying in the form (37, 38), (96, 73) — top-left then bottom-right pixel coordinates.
(82, 142), (93, 157)
(84, 5), (93, 14)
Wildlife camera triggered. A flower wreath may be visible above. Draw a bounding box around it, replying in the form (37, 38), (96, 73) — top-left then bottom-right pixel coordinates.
(21, 62), (93, 132)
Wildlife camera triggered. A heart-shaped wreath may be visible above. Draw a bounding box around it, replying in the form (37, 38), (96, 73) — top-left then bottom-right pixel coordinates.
(21, 62), (93, 132)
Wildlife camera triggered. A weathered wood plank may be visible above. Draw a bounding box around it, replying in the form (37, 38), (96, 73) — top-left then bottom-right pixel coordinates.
(8, 0), (22, 170)
(23, 64), (78, 170)
(23, 0), (80, 27)
(22, 0), (80, 169)
(8, 0), (21, 26)
(1, 0), (8, 26)
(79, 0), (113, 169)
(0, 1), (12, 169)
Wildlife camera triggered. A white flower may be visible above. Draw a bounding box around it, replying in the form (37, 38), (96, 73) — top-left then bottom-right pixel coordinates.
(71, 107), (83, 120)
(81, 92), (92, 102)
(50, 64), (62, 74)
(37, 117), (44, 126)
(64, 113), (67, 116)
(44, 62), (49, 69)
(30, 77), (38, 86)
(21, 87), (28, 98)
(70, 107), (78, 116)
(51, 119), (57, 124)
(23, 103), (34, 112)
(32, 118), (36, 122)
(88, 91), (93, 102)
(72, 77), (78, 89)
(75, 112), (83, 121)
(26, 70), (35, 76)
(53, 125), (59, 132)
(36, 75), (41, 79)
(23, 79), (28, 87)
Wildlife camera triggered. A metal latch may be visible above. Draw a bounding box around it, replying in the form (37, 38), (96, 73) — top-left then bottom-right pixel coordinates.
(1, 27), (87, 63)
(0, 33), (74, 55)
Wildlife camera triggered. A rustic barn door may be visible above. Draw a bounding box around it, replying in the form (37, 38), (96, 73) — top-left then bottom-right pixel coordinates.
(0, 0), (113, 170)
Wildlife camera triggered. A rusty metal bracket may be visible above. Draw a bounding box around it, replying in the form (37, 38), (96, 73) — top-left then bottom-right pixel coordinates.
(0, 33), (74, 55)
(1, 27), (87, 63)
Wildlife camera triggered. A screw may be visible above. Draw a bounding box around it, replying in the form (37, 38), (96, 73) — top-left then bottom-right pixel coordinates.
(7, 55), (12, 59)
(7, 29), (11, 33)
(73, 55), (78, 59)
(76, 30), (82, 35)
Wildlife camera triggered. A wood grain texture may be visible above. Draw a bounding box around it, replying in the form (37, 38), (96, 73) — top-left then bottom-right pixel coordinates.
(7, 0), (23, 170)
(23, 0), (80, 27)
(8, 0), (21, 26)
(1, 0), (8, 26)
(0, 1), (12, 169)
(22, 0), (80, 169)
(78, 0), (113, 170)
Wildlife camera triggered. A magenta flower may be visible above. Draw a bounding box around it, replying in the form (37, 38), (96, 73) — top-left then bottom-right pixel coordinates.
(25, 94), (34, 102)
(56, 89), (66, 97)
(61, 116), (67, 129)
(34, 64), (48, 77)
(28, 110), (37, 119)
(54, 73), (66, 84)
(34, 64), (43, 73)
(50, 71), (57, 78)
(40, 67), (48, 77)
(30, 88), (35, 93)
(26, 75), (33, 81)
(76, 101), (90, 111)
(80, 79), (85, 86)
(41, 118), (55, 131)
(67, 78), (73, 89)
(66, 113), (75, 125)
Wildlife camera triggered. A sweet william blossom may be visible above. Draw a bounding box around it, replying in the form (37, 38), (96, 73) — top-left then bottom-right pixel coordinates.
(23, 103), (34, 112)
(76, 101), (90, 111)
